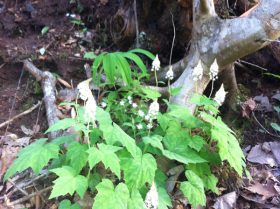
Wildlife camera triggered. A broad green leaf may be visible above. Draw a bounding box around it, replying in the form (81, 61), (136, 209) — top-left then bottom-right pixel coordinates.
(121, 153), (157, 190)
(66, 142), (88, 173)
(170, 87), (182, 96)
(103, 123), (141, 158)
(45, 118), (77, 133)
(155, 170), (172, 209)
(123, 52), (148, 75)
(188, 163), (218, 194)
(87, 143), (122, 178)
(141, 88), (161, 99)
(271, 122), (280, 132)
(91, 52), (105, 84)
(188, 135), (206, 152)
(129, 48), (155, 60)
(84, 52), (96, 59)
(143, 135), (164, 152)
(59, 200), (81, 209)
(51, 135), (76, 146)
(115, 53), (133, 85)
(128, 189), (145, 209)
(157, 114), (171, 131)
(88, 173), (101, 192)
(4, 138), (59, 180)
(92, 179), (130, 209)
(180, 170), (206, 208)
(50, 166), (88, 199)
(102, 53), (115, 83)
(96, 107), (112, 128)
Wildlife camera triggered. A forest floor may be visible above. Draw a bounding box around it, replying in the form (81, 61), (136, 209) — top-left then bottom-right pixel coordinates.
(0, 1), (280, 209)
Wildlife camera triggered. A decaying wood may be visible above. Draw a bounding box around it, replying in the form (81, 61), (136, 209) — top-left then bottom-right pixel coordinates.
(0, 101), (42, 129)
(23, 60), (60, 139)
(165, 0), (280, 112)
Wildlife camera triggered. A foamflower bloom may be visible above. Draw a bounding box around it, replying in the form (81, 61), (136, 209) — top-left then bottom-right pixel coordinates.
(138, 110), (145, 117)
(120, 100), (125, 106)
(151, 55), (160, 72)
(132, 103), (138, 108)
(147, 123), (153, 129)
(101, 102), (107, 108)
(165, 66), (174, 80)
(214, 84), (227, 105)
(192, 60), (204, 81)
(209, 59), (219, 80)
(136, 124), (143, 130)
(148, 100), (159, 118)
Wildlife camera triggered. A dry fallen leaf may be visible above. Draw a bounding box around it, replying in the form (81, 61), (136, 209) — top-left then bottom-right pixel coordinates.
(245, 181), (278, 200)
(213, 191), (237, 209)
(241, 98), (256, 118)
(247, 144), (277, 167)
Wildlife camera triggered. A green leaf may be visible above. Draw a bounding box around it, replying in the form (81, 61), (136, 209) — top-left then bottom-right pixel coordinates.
(143, 135), (164, 152)
(41, 26), (49, 35)
(128, 189), (145, 209)
(4, 139), (59, 180)
(88, 173), (101, 192)
(45, 118), (78, 133)
(155, 170), (172, 209)
(274, 106), (280, 113)
(123, 52), (148, 75)
(115, 53), (133, 85)
(271, 122), (280, 132)
(51, 135), (76, 146)
(92, 179), (130, 209)
(92, 52), (105, 84)
(50, 166), (88, 199)
(188, 135), (206, 152)
(121, 153), (157, 190)
(66, 142), (88, 173)
(187, 163), (219, 194)
(129, 48), (155, 60)
(103, 123), (141, 158)
(170, 87), (182, 96)
(59, 200), (81, 209)
(87, 143), (122, 178)
(102, 53), (115, 83)
(84, 52), (97, 59)
(180, 170), (206, 208)
(141, 88), (161, 99)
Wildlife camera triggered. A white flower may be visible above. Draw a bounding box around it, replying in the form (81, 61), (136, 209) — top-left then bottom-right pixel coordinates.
(128, 96), (132, 101)
(144, 182), (158, 209)
(132, 103), (138, 108)
(136, 124), (143, 130)
(66, 13), (70, 17)
(192, 60), (204, 81)
(145, 115), (150, 121)
(70, 14), (76, 18)
(209, 59), (219, 80)
(148, 100), (159, 118)
(214, 84), (227, 105)
(165, 66), (174, 80)
(138, 110), (145, 117)
(101, 102), (107, 108)
(151, 54), (160, 72)
(120, 100), (125, 106)
(147, 123), (153, 129)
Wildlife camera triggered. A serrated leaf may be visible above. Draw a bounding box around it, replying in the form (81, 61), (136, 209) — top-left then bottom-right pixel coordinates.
(45, 118), (78, 133)
(271, 122), (280, 132)
(84, 52), (96, 59)
(87, 143), (122, 178)
(188, 163), (219, 194)
(59, 200), (81, 209)
(128, 189), (145, 209)
(103, 123), (141, 158)
(92, 179), (130, 209)
(50, 166), (88, 199)
(155, 170), (172, 209)
(180, 170), (206, 208)
(66, 142), (88, 173)
(143, 135), (164, 152)
(141, 88), (161, 99)
(189, 135), (206, 152)
(51, 135), (76, 146)
(121, 153), (157, 190)
(4, 138), (59, 180)
(88, 173), (101, 192)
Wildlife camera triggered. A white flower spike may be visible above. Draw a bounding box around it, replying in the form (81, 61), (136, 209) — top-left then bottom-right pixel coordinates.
(148, 100), (159, 118)
(138, 110), (145, 117)
(136, 124), (143, 130)
(120, 100), (125, 106)
(132, 103), (138, 108)
(151, 54), (160, 72)
(214, 84), (227, 105)
(192, 60), (204, 81)
(209, 59), (219, 80)
(144, 182), (158, 209)
(165, 66), (174, 80)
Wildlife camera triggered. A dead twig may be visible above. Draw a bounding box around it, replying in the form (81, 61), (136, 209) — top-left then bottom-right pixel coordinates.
(7, 179), (29, 196)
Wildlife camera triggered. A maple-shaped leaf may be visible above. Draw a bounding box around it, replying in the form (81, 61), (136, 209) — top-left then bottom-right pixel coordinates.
(92, 179), (130, 209)
(50, 166), (88, 199)
(4, 138), (59, 180)
(66, 142), (88, 173)
(87, 143), (122, 178)
(121, 152), (157, 190)
(102, 123), (141, 158)
(180, 170), (206, 208)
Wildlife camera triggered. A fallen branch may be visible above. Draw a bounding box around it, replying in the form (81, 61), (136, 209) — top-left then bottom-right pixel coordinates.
(0, 101), (42, 129)
(23, 60), (60, 139)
